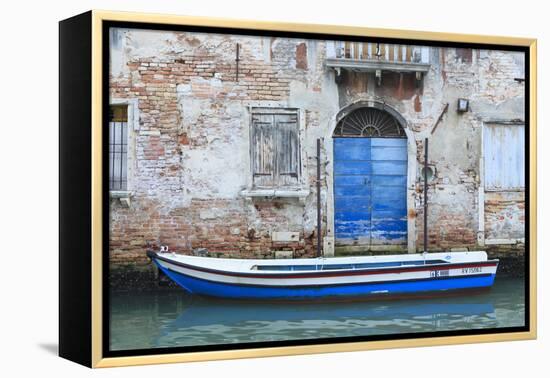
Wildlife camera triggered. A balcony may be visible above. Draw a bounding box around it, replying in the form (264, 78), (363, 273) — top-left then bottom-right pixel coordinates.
(326, 41), (431, 78)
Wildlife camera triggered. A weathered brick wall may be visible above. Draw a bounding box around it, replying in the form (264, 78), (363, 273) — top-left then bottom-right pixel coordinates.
(427, 48), (524, 250)
(109, 30), (330, 264)
(485, 191), (525, 240)
(109, 28), (525, 265)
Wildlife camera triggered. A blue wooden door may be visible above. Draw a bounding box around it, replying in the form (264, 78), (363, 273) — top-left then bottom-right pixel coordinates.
(334, 138), (407, 248)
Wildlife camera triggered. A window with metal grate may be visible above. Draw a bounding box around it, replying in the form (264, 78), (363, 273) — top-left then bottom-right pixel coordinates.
(109, 105), (128, 191)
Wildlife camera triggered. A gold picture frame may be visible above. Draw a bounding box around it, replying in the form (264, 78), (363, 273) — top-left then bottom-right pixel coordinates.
(59, 9), (537, 368)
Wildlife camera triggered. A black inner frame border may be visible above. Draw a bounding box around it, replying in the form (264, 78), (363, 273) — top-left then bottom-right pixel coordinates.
(101, 19), (531, 359)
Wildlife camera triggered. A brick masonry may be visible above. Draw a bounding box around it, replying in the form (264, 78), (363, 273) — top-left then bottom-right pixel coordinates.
(109, 28), (526, 266)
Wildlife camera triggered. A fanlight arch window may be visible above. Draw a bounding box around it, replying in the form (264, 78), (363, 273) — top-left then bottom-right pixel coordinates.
(334, 107), (405, 138)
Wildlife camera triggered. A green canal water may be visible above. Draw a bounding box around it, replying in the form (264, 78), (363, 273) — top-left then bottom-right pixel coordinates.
(109, 277), (525, 351)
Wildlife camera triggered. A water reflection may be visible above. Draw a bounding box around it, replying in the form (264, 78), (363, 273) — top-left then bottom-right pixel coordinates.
(109, 277), (524, 351)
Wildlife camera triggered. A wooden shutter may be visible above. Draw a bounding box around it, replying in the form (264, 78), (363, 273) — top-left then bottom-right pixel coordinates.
(251, 114), (275, 187)
(484, 124), (525, 190)
(251, 109), (300, 188)
(275, 113), (300, 187)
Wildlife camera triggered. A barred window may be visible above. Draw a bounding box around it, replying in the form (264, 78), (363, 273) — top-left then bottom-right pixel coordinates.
(109, 105), (128, 191)
(251, 108), (300, 188)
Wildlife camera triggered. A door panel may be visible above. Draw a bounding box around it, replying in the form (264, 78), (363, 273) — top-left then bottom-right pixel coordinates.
(371, 161), (407, 175)
(371, 175), (407, 187)
(334, 137), (407, 249)
(371, 146), (407, 160)
(333, 161), (373, 175)
(333, 138), (371, 246)
(334, 185), (371, 197)
(333, 139), (372, 160)
(335, 196), (371, 211)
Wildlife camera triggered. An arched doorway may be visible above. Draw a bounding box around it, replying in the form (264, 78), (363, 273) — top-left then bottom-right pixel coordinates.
(332, 106), (408, 252)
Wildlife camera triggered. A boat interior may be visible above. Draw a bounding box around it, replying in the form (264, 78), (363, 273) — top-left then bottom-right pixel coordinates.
(251, 259), (450, 271)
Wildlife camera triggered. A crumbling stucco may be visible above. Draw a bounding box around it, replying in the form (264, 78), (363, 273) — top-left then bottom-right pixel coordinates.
(108, 28), (525, 264)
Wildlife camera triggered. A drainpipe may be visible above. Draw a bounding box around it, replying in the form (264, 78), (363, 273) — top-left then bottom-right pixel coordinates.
(317, 138), (322, 258)
(424, 138), (429, 253)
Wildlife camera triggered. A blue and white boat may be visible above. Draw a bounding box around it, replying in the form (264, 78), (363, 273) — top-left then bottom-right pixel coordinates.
(147, 250), (498, 300)
(147, 138), (498, 300)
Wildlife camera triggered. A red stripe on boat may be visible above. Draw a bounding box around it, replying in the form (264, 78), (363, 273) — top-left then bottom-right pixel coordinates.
(153, 254), (498, 280)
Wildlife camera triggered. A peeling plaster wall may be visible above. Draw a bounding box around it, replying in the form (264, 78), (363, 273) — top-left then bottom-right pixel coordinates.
(109, 28), (525, 265)
(485, 191), (525, 240)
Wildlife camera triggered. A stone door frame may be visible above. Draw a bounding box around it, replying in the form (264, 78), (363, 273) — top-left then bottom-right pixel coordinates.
(324, 100), (417, 256)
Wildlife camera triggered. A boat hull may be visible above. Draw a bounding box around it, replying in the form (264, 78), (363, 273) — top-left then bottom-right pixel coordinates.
(154, 259), (497, 300)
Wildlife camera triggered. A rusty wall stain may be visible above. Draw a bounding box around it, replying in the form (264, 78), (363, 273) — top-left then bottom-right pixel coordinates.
(374, 72), (417, 99)
(456, 48), (473, 64)
(296, 42), (307, 69)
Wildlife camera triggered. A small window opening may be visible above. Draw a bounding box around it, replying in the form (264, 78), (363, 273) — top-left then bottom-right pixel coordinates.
(109, 105), (128, 191)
